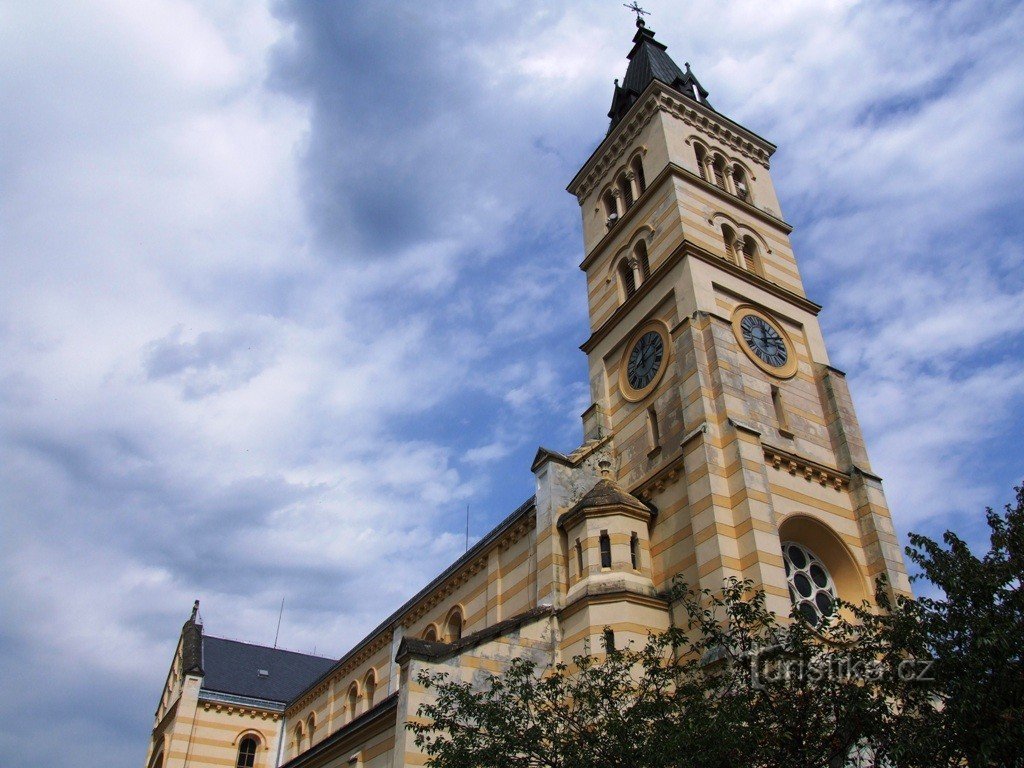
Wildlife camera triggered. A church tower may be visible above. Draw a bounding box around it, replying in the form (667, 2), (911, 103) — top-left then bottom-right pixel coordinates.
(556, 17), (910, 635)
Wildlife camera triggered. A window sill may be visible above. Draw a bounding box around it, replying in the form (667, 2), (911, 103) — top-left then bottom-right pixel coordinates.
(778, 427), (795, 439)
(647, 445), (662, 459)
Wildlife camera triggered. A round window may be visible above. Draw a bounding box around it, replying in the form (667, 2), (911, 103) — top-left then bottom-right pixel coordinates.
(781, 541), (837, 627)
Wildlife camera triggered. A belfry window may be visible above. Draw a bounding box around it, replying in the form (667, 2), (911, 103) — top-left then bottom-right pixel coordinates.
(618, 173), (634, 210)
(599, 531), (612, 569)
(618, 258), (637, 300)
(695, 144), (707, 180)
(732, 165), (751, 201)
(782, 542), (837, 627)
(306, 714), (316, 746)
(631, 156), (647, 194)
(712, 154), (727, 189)
(236, 736), (258, 768)
(635, 240), (651, 282)
(603, 189), (618, 223)
(740, 235), (761, 275)
(721, 224), (738, 264)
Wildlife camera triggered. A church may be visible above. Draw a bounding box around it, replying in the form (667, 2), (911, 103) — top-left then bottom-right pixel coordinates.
(143, 16), (912, 768)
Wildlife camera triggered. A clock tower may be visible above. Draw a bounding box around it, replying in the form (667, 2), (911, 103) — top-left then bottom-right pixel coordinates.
(558, 17), (910, 628)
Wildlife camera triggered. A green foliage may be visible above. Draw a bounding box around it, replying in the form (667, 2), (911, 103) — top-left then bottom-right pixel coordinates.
(886, 484), (1024, 768)
(409, 485), (1024, 768)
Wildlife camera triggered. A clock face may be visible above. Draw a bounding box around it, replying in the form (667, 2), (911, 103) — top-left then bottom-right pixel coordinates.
(626, 330), (665, 391)
(740, 314), (788, 368)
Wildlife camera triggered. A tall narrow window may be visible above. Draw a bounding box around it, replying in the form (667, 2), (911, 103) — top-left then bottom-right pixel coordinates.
(575, 538), (584, 578)
(306, 715), (316, 747)
(364, 670), (376, 709)
(632, 156), (646, 193)
(712, 155), (727, 189)
(446, 608), (463, 642)
(732, 165), (750, 201)
(618, 259), (637, 300)
(347, 684), (359, 720)
(741, 236), (761, 275)
(618, 173), (634, 210)
(630, 533), (640, 570)
(236, 737), (258, 768)
(603, 190), (618, 222)
(635, 240), (651, 282)
(647, 406), (660, 449)
(294, 724), (304, 753)
(771, 385), (791, 433)
(695, 144), (707, 180)
(599, 531), (612, 569)
(603, 628), (616, 652)
(721, 224), (738, 264)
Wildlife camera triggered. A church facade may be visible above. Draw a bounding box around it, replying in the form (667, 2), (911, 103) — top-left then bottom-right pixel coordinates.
(144, 18), (911, 768)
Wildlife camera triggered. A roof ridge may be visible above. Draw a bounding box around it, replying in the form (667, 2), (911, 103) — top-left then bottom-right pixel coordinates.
(204, 634), (334, 661)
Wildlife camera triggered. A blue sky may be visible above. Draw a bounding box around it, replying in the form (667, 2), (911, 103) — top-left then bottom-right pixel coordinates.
(1, 1), (1022, 766)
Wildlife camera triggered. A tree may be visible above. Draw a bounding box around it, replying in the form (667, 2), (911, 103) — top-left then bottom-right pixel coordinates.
(409, 485), (1024, 768)
(882, 485), (1024, 768)
(411, 580), (911, 768)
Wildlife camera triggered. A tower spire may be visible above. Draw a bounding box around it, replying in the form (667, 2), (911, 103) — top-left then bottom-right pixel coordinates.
(607, 19), (711, 132)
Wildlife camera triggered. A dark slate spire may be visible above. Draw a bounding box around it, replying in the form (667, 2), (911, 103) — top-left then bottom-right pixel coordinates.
(608, 18), (712, 132)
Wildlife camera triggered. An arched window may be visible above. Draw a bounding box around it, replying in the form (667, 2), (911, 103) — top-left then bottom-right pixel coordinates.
(293, 724), (304, 754)
(618, 173), (634, 210)
(445, 608), (463, 642)
(422, 624), (437, 642)
(305, 714), (315, 747)
(602, 189), (618, 223)
(712, 154), (727, 189)
(236, 736), (259, 768)
(599, 531), (612, 569)
(634, 240), (651, 282)
(631, 156), (646, 194)
(732, 165), (751, 201)
(630, 532), (640, 570)
(347, 683), (359, 720)
(618, 258), (637, 300)
(721, 224), (738, 264)
(363, 669), (376, 709)
(782, 542), (837, 627)
(740, 235), (761, 275)
(694, 144), (707, 180)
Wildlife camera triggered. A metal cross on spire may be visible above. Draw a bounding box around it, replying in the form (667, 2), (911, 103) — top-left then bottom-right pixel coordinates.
(623, 2), (650, 25)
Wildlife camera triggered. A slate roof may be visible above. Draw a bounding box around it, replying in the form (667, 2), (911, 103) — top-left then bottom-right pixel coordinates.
(608, 20), (712, 132)
(200, 636), (335, 704)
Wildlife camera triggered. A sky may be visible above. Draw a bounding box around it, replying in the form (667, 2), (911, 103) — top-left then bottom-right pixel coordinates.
(1, 1), (1022, 766)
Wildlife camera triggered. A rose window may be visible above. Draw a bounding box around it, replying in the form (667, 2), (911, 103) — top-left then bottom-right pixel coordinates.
(782, 541), (837, 627)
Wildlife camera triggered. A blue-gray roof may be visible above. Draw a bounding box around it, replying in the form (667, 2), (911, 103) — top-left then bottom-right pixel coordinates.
(200, 636), (335, 704)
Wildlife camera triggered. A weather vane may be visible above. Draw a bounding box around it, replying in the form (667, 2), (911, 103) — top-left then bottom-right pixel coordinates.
(624, 2), (650, 24)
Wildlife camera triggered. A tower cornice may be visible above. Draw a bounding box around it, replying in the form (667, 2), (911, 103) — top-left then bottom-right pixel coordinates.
(568, 79), (776, 202)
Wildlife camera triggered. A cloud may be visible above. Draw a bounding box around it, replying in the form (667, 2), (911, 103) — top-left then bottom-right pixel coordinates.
(1, 2), (1022, 767)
